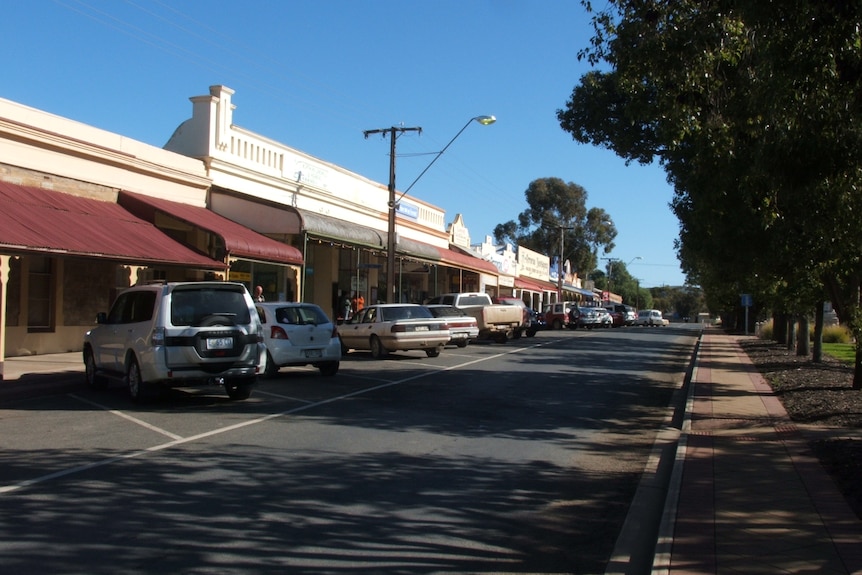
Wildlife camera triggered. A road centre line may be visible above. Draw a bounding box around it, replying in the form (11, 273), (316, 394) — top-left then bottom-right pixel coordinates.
(0, 341), (548, 496)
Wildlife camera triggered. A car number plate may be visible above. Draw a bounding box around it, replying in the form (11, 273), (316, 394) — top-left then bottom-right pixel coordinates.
(206, 336), (234, 350)
(304, 349), (322, 358)
(414, 325), (429, 331)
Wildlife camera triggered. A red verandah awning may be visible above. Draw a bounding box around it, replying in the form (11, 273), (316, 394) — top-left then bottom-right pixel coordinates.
(0, 182), (223, 268)
(436, 245), (499, 275)
(514, 276), (558, 292)
(119, 191), (303, 265)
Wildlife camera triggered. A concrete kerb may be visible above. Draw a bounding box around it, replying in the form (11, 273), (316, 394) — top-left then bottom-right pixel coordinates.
(650, 330), (702, 575)
(604, 328), (703, 575)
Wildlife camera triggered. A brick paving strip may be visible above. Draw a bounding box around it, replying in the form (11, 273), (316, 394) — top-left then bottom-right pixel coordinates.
(666, 333), (862, 575)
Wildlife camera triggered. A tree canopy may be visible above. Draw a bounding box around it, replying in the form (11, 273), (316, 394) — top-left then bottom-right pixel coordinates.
(558, 1), (862, 387)
(493, 177), (616, 281)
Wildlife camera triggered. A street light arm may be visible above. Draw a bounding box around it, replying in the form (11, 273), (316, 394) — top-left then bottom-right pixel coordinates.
(363, 117), (492, 303)
(398, 115), (496, 201)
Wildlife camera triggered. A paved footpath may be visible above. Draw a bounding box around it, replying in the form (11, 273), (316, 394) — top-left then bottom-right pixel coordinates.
(653, 329), (862, 575)
(0, 352), (84, 401)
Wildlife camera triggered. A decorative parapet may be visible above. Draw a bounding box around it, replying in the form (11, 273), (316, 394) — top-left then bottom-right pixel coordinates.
(165, 85), (448, 236)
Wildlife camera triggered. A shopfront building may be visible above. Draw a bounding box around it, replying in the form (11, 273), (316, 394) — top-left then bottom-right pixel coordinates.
(0, 96), (305, 378)
(165, 85), (499, 315)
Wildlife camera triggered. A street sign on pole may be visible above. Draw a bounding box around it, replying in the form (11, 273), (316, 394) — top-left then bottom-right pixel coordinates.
(741, 293), (753, 334)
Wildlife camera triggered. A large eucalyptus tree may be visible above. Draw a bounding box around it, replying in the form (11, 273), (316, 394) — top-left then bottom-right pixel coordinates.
(558, 1), (862, 388)
(493, 177), (616, 282)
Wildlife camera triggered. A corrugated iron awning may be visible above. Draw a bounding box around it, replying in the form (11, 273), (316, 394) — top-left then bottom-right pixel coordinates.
(119, 191), (303, 265)
(0, 182), (224, 269)
(208, 190), (384, 250)
(394, 236), (440, 262)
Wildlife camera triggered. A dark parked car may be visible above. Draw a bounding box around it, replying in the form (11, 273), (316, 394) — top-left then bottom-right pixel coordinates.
(525, 307), (542, 336)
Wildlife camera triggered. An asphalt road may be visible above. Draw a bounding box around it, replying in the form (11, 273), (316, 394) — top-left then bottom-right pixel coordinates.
(0, 324), (701, 574)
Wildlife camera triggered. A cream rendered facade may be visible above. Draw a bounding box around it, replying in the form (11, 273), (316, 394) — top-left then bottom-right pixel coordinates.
(164, 85), (494, 316)
(0, 97), (216, 374)
(0, 86), (499, 377)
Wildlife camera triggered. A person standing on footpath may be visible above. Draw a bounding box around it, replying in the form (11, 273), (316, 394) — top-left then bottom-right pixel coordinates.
(253, 285), (265, 302)
(352, 292), (365, 314)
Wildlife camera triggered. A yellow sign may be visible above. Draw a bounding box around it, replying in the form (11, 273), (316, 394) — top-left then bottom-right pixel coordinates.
(229, 271), (251, 282)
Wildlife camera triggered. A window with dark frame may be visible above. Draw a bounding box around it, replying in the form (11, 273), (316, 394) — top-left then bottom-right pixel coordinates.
(27, 256), (55, 332)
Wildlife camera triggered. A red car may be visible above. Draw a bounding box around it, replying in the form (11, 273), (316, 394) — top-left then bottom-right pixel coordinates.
(541, 302), (571, 330)
(604, 306), (626, 327)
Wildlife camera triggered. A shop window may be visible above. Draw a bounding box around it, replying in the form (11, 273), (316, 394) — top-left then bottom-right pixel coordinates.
(28, 256), (55, 332)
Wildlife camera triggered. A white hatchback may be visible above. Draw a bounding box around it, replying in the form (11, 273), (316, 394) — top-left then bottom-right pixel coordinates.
(256, 302), (341, 377)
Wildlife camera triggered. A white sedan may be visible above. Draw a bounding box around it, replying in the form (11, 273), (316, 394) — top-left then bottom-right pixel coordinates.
(256, 302), (341, 377)
(339, 304), (450, 358)
(425, 304), (480, 347)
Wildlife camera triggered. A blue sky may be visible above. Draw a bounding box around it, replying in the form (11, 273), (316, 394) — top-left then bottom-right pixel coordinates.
(1, 0), (685, 288)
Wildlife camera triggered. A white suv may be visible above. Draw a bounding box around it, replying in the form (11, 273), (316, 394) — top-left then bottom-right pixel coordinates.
(83, 281), (266, 401)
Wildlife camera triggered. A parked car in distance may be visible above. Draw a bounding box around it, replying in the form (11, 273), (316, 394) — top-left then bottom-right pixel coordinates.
(604, 306), (626, 327)
(83, 281), (265, 401)
(570, 306), (602, 329)
(339, 304), (450, 358)
(491, 296), (533, 338)
(637, 309), (670, 326)
(541, 302), (571, 330)
(426, 293), (523, 342)
(426, 304), (479, 347)
(595, 307), (613, 328)
(606, 303), (636, 326)
(524, 307), (543, 336)
(256, 302), (341, 377)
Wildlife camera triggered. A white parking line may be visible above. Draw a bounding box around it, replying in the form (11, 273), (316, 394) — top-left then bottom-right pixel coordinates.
(254, 389), (315, 403)
(1, 341), (546, 496)
(69, 394), (184, 440)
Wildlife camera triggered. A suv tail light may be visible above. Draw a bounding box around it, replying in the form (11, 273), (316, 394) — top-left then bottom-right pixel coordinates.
(270, 325), (288, 340)
(151, 327), (165, 346)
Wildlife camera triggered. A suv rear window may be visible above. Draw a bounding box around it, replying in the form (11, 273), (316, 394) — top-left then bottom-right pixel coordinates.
(170, 286), (252, 326)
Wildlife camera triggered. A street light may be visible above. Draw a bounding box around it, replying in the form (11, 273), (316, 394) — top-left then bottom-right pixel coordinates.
(399, 116), (496, 200)
(365, 116), (496, 302)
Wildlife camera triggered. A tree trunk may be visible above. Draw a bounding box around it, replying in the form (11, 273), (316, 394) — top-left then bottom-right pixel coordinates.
(797, 315), (810, 356)
(855, 344), (862, 390)
(774, 312), (787, 345)
(786, 317), (796, 351)
(813, 301), (824, 363)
